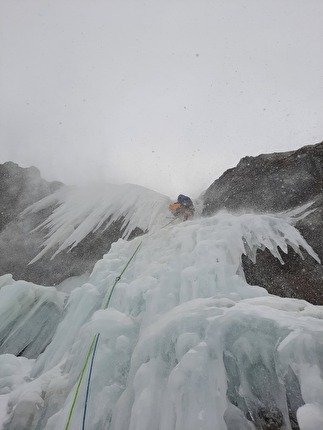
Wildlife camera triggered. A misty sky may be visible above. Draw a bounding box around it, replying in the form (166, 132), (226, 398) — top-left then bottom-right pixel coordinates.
(1, 0), (322, 198)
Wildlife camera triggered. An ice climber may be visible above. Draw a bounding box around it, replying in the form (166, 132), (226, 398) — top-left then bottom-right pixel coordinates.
(169, 194), (195, 221)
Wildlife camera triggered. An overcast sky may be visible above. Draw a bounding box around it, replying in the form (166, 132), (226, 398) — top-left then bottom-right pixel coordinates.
(1, 0), (322, 198)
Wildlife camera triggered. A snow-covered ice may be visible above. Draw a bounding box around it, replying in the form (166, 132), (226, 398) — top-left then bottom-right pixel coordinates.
(23, 183), (171, 263)
(1, 185), (323, 430)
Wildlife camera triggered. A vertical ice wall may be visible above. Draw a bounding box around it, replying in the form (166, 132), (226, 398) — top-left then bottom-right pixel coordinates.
(0, 210), (322, 430)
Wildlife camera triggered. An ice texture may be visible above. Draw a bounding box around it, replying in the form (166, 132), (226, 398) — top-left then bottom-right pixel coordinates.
(0, 277), (65, 359)
(0, 196), (323, 430)
(23, 183), (171, 263)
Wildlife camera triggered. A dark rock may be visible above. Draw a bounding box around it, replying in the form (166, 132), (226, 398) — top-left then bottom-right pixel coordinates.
(203, 142), (323, 215)
(0, 162), (144, 285)
(0, 162), (63, 284)
(0, 162), (61, 231)
(202, 141), (323, 305)
(242, 245), (323, 305)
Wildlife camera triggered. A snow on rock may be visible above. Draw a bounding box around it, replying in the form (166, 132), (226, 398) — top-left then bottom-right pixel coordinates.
(0, 209), (322, 430)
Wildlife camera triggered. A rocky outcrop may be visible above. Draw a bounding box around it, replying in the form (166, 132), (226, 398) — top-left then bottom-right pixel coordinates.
(0, 162), (61, 229)
(203, 141), (323, 305)
(203, 142), (323, 214)
(0, 162), (143, 285)
(0, 162), (63, 284)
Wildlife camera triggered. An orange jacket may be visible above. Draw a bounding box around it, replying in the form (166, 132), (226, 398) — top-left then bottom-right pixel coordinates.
(169, 202), (181, 213)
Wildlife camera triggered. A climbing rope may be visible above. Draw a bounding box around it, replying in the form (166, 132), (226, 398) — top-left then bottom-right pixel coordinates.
(101, 241), (142, 309)
(64, 334), (99, 430)
(82, 333), (100, 430)
(63, 241), (143, 430)
(101, 218), (176, 310)
(64, 217), (176, 429)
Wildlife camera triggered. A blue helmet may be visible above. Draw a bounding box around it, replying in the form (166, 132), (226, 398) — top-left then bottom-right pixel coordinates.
(177, 194), (187, 203)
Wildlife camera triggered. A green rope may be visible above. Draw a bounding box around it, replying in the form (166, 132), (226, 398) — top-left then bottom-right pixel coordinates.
(64, 242), (142, 429)
(64, 333), (99, 430)
(82, 333), (100, 430)
(101, 219), (176, 310)
(161, 218), (177, 228)
(64, 217), (176, 429)
(101, 241), (142, 309)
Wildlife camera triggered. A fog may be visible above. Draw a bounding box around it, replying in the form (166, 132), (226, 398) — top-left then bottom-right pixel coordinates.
(1, 0), (322, 197)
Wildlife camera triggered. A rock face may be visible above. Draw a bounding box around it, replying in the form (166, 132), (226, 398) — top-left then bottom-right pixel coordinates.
(203, 141), (323, 305)
(2, 142), (323, 305)
(0, 162), (63, 284)
(0, 162), (141, 285)
(0, 162), (61, 230)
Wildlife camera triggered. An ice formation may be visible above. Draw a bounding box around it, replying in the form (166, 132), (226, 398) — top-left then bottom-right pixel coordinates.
(23, 183), (171, 263)
(0, 187), (323, 430)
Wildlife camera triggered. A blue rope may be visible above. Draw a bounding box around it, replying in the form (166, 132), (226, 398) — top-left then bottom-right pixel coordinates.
(74, 220), (176, 428)
(82, 333), (100, 430)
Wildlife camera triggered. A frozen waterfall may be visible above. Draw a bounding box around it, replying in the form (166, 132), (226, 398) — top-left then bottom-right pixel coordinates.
(0, 199), (323, 430)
